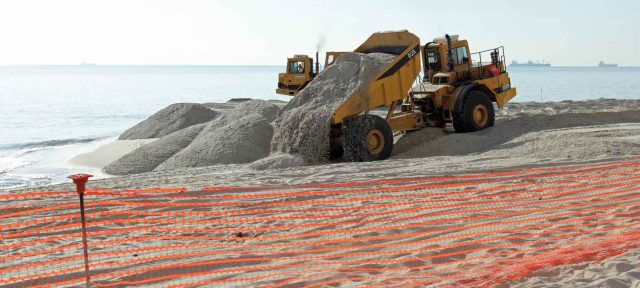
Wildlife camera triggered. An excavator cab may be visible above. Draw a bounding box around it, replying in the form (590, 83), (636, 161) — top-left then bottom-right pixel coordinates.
(276, 55), (316, 96)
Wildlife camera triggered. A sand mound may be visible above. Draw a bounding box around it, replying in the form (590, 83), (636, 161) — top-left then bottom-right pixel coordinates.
(119, 103), (218, 140)
(249, 153), (306, 170)
(156, 100), (279, 170)
(201, 102), (236, 111)
(103, 123), (207, 175)
(227, 98), (253, 103)
(497, 98), (640, 120)
(395, 110), (640, 160)
(270, 53), (395, 163)
(267, 99), (289, 105)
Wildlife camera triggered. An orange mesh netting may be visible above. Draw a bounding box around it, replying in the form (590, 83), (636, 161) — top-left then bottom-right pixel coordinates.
(1, 158), (639, 287)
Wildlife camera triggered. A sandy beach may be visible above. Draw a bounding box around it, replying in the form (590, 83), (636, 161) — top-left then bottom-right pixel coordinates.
(3, 99), (639, 287)
(19, 99), (639, 192)
(3, 158), (640, 287)
(68, 139), (157, 168)
(509, 249), (640, 288)
(2, 1), (639, 286)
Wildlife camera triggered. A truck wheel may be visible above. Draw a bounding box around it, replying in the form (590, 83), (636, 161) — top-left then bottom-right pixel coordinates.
(453, 90), (495, 132)
(343, 114), (393, 162)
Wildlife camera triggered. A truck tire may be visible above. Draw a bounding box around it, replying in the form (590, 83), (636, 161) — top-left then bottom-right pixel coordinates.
(343, 114), (393, 162)
(453, 90), (495, 133)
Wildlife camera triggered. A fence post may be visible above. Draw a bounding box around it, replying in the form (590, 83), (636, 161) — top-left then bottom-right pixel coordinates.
(68, 174), (93, 288)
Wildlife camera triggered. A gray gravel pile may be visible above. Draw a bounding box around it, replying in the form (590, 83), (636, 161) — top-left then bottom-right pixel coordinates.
(104, 123), (207, 175)
(156, 100), (280, 170)
(119, 103), (218, 140)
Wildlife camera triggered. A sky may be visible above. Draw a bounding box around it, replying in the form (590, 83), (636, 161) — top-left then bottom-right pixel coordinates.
(0, 0), (638, 66)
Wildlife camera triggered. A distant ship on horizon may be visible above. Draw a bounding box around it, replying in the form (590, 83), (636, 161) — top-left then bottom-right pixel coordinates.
(598, 61), (617, 68)
(510, 60), (551, 67)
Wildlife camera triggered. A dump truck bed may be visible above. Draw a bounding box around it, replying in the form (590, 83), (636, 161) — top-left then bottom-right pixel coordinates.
(331, 31), (422, 124)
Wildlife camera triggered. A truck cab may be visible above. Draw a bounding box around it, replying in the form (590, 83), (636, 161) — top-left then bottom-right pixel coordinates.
(276, 52), (348, 97)
(276, 55), (316, 96)
(410, 34), (517, 132)
(423, 35), (472, 84)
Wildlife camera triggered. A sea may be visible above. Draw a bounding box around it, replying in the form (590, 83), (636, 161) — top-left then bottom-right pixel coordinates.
(1, 65), (639, 190)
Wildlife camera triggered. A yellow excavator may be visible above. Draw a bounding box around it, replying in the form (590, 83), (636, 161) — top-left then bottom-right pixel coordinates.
(278, 31), (517, 161)
(276, 52), (347, 96)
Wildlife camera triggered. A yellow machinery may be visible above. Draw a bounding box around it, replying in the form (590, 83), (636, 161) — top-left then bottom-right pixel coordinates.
(324, 52), (348, 67)
(327, 31), (517, 161)
(276, 52), (347, 96)
(276, 53), (318, 96)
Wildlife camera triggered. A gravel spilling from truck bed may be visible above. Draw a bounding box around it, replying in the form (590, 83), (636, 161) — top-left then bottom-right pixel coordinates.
(270, 52), (395, 163)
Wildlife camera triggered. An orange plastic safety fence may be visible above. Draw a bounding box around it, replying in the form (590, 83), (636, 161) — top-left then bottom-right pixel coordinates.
(1, 157), (639, 287)
(0, 191), (86, 288)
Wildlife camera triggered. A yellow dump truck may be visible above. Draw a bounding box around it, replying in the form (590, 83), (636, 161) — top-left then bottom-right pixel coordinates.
(327, 31), (517, 161)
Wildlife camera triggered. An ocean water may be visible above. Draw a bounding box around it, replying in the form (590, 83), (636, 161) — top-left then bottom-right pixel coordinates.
(1, 65), (639, 189)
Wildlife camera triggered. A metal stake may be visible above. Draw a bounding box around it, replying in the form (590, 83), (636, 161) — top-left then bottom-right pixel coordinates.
(68, 174), (93, 288)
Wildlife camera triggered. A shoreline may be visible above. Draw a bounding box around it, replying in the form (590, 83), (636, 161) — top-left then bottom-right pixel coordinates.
(3, 98), (640, 193)
(68, 138), (157, 169)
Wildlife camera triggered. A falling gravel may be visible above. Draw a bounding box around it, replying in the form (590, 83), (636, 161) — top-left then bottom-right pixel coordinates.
(270, 52), (395, 163)
(119, 103), (218, 140)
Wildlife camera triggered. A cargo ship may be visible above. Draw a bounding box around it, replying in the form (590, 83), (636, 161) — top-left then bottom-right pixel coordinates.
(510, 60), (551, 67)
(598, 61), (618, 68)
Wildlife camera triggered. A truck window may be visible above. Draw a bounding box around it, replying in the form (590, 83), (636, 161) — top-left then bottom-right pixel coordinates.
(454, 47), (468, 64)
(327, 55), (335, 65)
(289, 61), (305, 74)
(426, 49), (440, 71)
